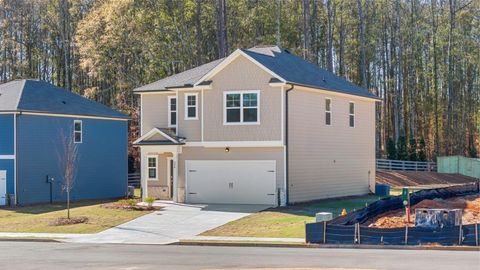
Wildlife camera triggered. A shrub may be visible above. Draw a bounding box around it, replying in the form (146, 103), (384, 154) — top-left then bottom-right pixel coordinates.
(145, 196), (155, 206)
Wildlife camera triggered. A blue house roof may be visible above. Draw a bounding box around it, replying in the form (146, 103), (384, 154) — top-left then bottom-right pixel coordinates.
(0, 80), (128, 119)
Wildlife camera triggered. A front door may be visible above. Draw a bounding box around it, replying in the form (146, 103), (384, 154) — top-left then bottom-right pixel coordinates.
(0, 170), (6, 205)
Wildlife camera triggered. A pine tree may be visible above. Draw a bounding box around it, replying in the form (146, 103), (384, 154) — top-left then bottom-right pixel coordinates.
(386, 137), (397, 160)
(408, 137), (418, 161)
(397, 136), (408, 161)
(418, 137), (427, 162)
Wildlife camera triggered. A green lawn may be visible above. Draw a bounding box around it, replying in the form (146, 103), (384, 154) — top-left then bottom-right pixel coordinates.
(0, 200), (152, 234)
(201, 195), (386, 239)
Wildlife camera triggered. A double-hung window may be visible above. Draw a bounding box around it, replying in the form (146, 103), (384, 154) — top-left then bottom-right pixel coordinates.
(74, 120), (82, 143)
(224, 91), (260, 124)
(147, 156), (157, 180)
(349, 102), (355, 127)
(325, 98), (332, 126)
(168, 96), (177, 127)
(184, 93), (198, 120)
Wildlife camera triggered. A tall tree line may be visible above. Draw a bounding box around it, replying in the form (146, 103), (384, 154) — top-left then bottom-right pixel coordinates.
(0, 0), (478, 161)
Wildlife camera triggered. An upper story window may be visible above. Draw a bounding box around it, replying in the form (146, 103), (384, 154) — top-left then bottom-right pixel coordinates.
(349, 102), (355, 127)
(147, 156), (157, 180)
(168, 96), (177, 127)
(325, 98), (332, 126)
(184, 93), (198, 120)
(224, 90), (260, 125)
(74, 120), (82, 143)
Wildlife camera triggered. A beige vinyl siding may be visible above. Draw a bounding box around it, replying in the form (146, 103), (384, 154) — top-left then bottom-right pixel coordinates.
(176, 146), (285, 202)
(141, 93), (174, 135)
(288, 87), (376, 203)
(178, 91), (201, 141)
(204, 55), (282, 141)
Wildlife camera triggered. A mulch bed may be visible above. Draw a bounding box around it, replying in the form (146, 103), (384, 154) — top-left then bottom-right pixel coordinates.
(101, 201), (161, 211)
(49, 216), (89, 226)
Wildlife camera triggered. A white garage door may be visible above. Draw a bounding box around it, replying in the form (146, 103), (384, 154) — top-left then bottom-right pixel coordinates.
(186, 160), (276, 205)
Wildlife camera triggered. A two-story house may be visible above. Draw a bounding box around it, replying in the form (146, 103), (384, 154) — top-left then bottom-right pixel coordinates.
(0, 79), (128, 205)
(134, 46), (379, 206)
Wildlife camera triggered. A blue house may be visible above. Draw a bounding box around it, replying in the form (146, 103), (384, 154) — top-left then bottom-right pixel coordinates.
(0, 80), (129, 205)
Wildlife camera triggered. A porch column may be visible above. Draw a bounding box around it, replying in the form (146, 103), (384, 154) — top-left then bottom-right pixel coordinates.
(172, 152), (179, 202)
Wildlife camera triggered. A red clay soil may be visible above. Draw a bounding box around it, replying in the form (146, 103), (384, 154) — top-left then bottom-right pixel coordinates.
(376, 171), (477, 187)
(365, 195), (480, 228)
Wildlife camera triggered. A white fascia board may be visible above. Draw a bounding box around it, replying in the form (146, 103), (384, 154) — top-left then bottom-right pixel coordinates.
(133, 127), (179, 144)
(17, 112), (128, 121)
(185, 141), (283, 148)
(193, 49), (286, 87)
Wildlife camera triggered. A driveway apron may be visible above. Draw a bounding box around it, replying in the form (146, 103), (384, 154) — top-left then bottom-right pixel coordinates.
(68, 201), (268, 245)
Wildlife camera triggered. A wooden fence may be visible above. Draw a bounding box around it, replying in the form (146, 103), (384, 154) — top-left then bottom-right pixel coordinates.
(128, 173), (141, 187)
(376, 159), (437, 172)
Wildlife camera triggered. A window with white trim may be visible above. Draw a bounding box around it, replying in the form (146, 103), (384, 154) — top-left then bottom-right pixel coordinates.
(224, 91), (260, 124)
(325, 98), (332, 126)
(184, 93), (198, 120)
(168, 96), (177, 127)
(74, 120), (82, 143)
(349, 102), (355, 127)
(147, 156), (157, 180)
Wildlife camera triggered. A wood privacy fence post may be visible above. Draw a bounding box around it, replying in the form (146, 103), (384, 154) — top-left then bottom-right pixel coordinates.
(323, 221), (327, 244)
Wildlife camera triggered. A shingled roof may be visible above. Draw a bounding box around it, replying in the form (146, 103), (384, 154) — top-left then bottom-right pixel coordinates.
(134, 58), (224, 92)
(0, 79), (128, 119)
(134, 46), (378, 99)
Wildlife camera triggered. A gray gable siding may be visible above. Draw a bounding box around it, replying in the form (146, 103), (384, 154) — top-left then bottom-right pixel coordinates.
(16, 115), (127, 204)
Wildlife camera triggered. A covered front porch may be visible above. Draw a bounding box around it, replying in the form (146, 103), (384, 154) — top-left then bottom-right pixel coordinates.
(133, 128), (185, 202)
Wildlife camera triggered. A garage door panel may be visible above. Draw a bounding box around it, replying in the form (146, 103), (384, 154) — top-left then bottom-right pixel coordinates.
(186, 160), (276, 205)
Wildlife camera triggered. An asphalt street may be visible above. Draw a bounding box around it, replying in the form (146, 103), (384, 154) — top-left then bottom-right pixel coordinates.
(1, 241), (478, 270)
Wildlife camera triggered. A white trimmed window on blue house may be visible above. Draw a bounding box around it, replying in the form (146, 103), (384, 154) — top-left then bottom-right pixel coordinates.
(74, 120), (82, 143)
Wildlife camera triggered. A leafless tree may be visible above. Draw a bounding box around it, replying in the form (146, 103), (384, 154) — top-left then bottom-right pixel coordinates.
(57, 129), (79, 219)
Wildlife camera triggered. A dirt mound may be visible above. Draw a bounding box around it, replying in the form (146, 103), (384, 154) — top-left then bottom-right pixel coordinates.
(366, 195), (480, 228)
(376, 171), (477, 187)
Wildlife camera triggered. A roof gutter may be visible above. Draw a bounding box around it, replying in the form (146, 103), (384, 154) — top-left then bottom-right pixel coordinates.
(285, 84), (294, 205)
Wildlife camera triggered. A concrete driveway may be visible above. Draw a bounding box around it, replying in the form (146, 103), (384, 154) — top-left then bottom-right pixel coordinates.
(69, 201), (268, 245)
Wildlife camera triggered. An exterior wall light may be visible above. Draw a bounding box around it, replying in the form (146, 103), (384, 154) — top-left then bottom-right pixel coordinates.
(225, 147), (230, 153)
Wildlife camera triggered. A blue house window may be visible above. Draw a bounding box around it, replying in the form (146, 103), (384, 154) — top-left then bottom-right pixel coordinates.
(74, 120), (82, 143)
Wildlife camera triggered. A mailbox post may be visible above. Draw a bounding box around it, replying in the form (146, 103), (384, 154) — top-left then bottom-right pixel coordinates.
(402, 187), (410, 223)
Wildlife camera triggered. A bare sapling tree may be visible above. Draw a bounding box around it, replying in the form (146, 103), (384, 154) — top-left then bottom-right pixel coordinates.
(58, 129), (79, 219)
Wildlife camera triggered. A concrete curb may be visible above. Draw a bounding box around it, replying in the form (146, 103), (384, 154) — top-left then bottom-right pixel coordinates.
(0, 237), (60, 243)
(177, 240), (480, 251)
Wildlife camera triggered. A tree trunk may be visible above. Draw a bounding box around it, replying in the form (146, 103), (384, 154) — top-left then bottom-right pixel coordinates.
(326, 0), (333, 72)
(302, 0), (311, 61)
(195, 0), (203, 65)
(276, 0), (282, 47)
(357, 0), (367, 88)
(216, 0), (227, 58)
